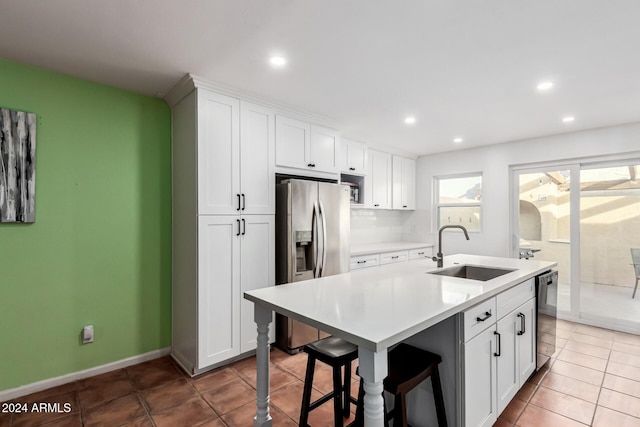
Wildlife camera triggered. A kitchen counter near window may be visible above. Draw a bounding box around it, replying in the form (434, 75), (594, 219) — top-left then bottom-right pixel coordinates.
(350, 241), (435, 269)
(350, 241), (433, 256)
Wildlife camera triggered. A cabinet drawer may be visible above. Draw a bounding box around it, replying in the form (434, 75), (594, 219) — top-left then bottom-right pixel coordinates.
(462, 297), (497, 342)
(350, 254), (380, 270)
(380, 250), (409, 265)
(409, 247), (432, 260)
(496, 278), (535, 319)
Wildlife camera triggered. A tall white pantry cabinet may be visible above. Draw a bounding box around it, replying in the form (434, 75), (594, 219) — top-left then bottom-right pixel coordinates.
(170, 85), (275, 375)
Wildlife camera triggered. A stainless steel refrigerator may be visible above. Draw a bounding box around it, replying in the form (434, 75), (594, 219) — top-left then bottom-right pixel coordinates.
(275, 179), (351, 353)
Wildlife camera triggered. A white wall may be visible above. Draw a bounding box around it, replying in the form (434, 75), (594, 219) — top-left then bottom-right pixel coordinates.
(410, 122), (640, 257)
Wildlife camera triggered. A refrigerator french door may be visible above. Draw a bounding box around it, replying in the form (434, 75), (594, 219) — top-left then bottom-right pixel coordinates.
(275, 179), (350, 353)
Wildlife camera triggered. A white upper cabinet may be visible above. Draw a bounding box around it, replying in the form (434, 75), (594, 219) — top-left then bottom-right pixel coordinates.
(275, 115), (310, 170)
(367, 149), (392, 209)
(275, 115), (339, 174)
(240, 101), (275, 215)
(310, 125), (340, 172)
(196, 91), (275, 215)
(392, 155), (416, 210)
(197, 90), (240, 215)
(340, 138), (367, 174)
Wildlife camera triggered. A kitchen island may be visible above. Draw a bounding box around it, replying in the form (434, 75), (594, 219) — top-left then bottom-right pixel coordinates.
(244, 254), (556, 427)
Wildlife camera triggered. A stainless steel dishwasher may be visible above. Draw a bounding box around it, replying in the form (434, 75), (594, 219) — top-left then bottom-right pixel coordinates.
(536, 270), (558, 369)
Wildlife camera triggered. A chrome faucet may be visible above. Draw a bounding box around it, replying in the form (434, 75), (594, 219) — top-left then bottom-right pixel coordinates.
(432, 225), (470, 268)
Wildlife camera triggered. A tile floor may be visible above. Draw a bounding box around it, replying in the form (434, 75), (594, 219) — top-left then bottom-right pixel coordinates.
(1, 319), (639, 426)
(495, 319), (640, 427)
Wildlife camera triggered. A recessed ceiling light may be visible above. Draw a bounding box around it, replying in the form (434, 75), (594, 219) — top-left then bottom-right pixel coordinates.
(269, 56), (287, 67)
(562, 116), (575, 123)
(453, 137), (463, 143)
(404, 116), (416, 125)
(537, 81), (554, 91)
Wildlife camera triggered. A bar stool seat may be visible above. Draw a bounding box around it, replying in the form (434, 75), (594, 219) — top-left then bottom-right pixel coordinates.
(300, 337), (359, 427)
(354, 343), (447, 427)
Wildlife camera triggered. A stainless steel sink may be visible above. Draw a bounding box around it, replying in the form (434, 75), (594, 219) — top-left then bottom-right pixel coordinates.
(428, 265), (516, 281)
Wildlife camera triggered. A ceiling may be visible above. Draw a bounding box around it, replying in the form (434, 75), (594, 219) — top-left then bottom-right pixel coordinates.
(1, 1), (640, 156)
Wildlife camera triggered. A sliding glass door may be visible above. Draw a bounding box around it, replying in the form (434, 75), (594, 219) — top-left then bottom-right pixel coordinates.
(513, 160), (640, 332)
(514, 166), (577, 315)
(579, 163), (640, 329)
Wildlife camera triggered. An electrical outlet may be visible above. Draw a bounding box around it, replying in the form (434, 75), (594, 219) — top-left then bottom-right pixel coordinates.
(82, 325), (94, 344)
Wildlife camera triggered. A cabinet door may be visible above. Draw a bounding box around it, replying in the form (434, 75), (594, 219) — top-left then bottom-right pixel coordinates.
(392, 156), (416, 210)
(198, 216), (241, 368)
(402, 157), (416, 209)
(367, 149), (391, 209)
(464, 326), (498, 427)
(240, 102), (275, 215)
(197, 90), (240, 215)
(517, 298), (537, 384)
(240, 215), (275, 352)
(341, 138), (367, 174)
(310, 125), (339, 173)
(496, 312), (519, 414)
(275, 115), (310, 169)
(348, 141), (367, 173)
(339, 139), (349, 172)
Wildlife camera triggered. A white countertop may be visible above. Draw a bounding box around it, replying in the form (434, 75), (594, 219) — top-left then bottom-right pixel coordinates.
(350, 241), (434, 256)
(244, 254), (556, 352)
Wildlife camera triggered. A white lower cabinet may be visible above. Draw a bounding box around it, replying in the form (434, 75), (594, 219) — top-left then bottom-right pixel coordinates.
(196, 215), (275, 370)
(462, 281), (536, 427)
(350, 246), (432, 270)
(464, 325), (498, 427)
(379, 250), (409, 265)
(350, 253), (380, 270)
(496, 298), (536, 413)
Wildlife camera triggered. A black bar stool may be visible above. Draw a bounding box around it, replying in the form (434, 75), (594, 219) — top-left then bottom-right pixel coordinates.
(354, 343), (447, 427)
(299, 337), (359, 427)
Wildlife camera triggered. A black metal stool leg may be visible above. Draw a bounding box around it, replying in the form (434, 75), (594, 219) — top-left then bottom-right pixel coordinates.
(431, 366), (448, 427)
(333, 364), (344, 427)
(343, 362), (352, 417)
(299, 355), (316, 427)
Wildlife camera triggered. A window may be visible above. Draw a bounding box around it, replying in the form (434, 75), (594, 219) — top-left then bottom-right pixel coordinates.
(436, 174), (482, 232)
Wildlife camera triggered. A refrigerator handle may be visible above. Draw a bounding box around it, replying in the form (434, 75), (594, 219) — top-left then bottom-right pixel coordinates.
(312, 201), (320, 278)
(318, 201), (327, 277)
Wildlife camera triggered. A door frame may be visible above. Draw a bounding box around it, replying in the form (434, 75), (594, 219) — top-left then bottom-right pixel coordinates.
(510, 163), (581, 319)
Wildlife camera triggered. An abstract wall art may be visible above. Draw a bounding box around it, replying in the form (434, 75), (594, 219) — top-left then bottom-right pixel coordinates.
(0, 107), (37, 223)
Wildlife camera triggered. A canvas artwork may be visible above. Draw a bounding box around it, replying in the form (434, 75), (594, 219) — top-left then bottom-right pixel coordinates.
(0, 107), (37, 223)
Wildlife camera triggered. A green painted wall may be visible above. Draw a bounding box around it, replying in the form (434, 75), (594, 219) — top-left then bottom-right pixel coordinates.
(0, 59), (172, 391)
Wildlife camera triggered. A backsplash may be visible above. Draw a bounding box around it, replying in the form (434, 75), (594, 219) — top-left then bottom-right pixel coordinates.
(350, 209), (413, 245)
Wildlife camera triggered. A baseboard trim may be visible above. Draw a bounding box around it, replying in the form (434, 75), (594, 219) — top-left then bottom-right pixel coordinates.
(0, 347), (171, 402)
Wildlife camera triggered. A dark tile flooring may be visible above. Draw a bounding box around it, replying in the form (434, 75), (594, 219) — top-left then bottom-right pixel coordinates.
(1, 319), (639, 426)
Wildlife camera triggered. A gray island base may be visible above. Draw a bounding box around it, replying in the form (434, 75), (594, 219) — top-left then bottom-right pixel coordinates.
(244, 254), (556, 426)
